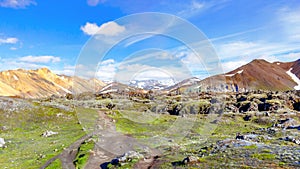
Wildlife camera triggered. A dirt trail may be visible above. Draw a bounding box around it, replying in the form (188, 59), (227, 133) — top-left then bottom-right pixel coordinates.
(40, 134), (92, 169)
(41, 110), (160, 169)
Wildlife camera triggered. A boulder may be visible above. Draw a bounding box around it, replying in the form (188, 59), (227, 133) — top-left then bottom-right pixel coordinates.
(0, 138), (5, 148)
(258, 102), (272, 111)
(235, 133), (245, 140)
(276, 118), (299, 129)
(243, 115), (252, 121)
(293, 101), (300, 111)
(118, 151), (143, 162)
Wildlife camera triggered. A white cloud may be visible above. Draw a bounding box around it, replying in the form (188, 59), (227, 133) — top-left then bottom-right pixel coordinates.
(0, 37), (18, 44)
(95, 59), (117, 80)
(87, 0), (105, 6)
(99, 59), (114, 65)
(9, 47), (17, 50)
(278, 7), (300, 41)
(257, 55), (279, 63)
(178, 0), (204, 17)
(216, 40), (300, 61)
(80, 21), (125, 36)
(0, 0), (36, 8)
(19, 55), (61, 63)
(221, 60), (248, 73)
(278, 52), (300, 61)
(0, 59), (46, 71)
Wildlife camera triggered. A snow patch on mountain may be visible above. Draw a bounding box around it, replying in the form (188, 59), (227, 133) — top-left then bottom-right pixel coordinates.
(225, 69), (244, 77)
(13, 75), (18, 81)
(129, 79), (175, 90)
(286, 68), (300, 90)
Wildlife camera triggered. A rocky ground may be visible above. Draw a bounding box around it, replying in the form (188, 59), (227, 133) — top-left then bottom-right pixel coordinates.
(0, 90), (299, 168)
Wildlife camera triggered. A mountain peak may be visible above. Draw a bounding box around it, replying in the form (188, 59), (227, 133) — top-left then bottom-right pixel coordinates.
(36, 67), (51, 73)
(250, 59), (269, 64)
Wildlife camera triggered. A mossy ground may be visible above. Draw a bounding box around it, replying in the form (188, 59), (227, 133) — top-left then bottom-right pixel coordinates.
(1, 96), (299, 168)
(0, 102), (86, 169)
(73, 139), (95, 169)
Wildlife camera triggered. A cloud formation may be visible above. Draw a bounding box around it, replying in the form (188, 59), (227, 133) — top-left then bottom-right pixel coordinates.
(0, 0), (36, 9)
(19, 55), (61, 63)
(80, 21), (125, 36)
(0, 37), (18, 44)
(86, 0), (105, 6)
(278, 7), (300, 41)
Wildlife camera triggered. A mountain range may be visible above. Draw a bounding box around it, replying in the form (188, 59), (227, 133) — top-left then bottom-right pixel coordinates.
(200, 59), (300, 92)
(0, 68), (106, 98)
(0, 59), (299, 98)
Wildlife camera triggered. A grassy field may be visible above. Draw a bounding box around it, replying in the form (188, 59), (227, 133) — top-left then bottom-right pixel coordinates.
(0, 101), (87, 169)
(0, 96), (299, 168)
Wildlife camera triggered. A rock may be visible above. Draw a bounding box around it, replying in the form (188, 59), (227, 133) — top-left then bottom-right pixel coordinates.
(282, 136), (300, 145)
(258, 102), (272, 111)
(243, 115), (252, 121)
(293, 101), (300, 111)
(188, 156), (198, 163)
(117, 151), (144, 163)
(236, 95), (247, 102)
(171, 156), (198, 167)
(110, 158), (120, 166)
(236, 133), (245, 140)
(41, 130), (58, 137)
(1, 126), (8, 131)
(0, 138), (5, 148)
(276, 118), (299, 129)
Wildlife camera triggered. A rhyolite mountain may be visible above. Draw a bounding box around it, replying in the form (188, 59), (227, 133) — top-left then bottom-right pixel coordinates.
(0, 68), (106, 98)
(172, 59), (300, 92)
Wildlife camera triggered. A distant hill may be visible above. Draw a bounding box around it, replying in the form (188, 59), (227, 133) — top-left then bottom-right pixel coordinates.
(0, 68), (106, 98)
(169, 59), (300, 92)
(1, 59), (300, 98)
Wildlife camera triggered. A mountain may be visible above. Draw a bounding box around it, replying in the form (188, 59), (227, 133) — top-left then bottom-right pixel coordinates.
(170, 59), (300, 92)
(0, 68), (106, 98)
(165, 77), (201, 92)
(99, 82), (140, 94)
(129, 79), (175, 90)
(1, 59), (300, 98)
(219, 59), (300, 91)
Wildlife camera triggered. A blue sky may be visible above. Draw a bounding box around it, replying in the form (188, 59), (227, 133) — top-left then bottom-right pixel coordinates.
(0, 0), (300, 81)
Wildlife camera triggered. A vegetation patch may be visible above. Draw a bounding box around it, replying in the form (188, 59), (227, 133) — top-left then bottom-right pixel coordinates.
(252, 153), (276, 160)
(73, 139), (95, 169)
(45, 159), (62, 169)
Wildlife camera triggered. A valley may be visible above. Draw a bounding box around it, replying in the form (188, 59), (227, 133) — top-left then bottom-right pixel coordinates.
(0, 59), (300, 168)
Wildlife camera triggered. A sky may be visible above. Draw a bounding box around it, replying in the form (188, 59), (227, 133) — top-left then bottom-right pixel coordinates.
(0, 0), (300, 82)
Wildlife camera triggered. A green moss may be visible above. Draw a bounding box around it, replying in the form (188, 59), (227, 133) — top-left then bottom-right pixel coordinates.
(0, 105), (86, 169)
(244, 144), (258, 149)
(279, 161), (286, 166)
(45, 159), (62, 169)
(261, 149), (271, 153)
(73, 140), (95, 169)
(252, 153), (276, 160)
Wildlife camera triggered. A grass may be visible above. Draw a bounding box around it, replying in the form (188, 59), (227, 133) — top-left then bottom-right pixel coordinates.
(0, 95), (297, 169)
(75, 107), (99, 132)
(45, 159), (62, 169)
(244, 144), (258, 149)
(252, 153), (276, 160)
(73, 139), (95, 169)
(0, 102), (86, 169)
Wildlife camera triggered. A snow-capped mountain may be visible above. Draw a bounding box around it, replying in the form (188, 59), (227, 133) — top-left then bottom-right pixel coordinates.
(129, 79), (175, 90)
